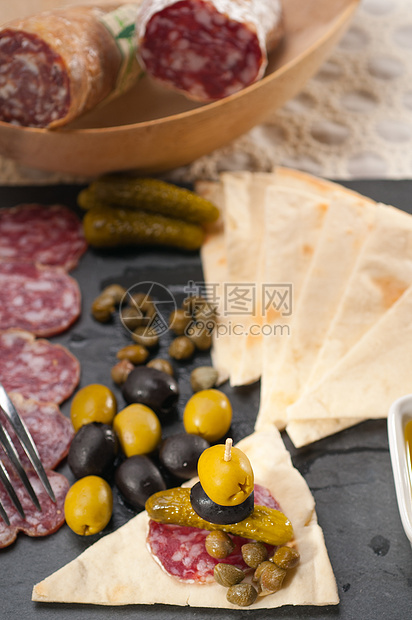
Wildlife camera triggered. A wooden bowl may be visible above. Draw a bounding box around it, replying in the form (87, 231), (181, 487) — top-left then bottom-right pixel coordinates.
(0, 0), (360, 176)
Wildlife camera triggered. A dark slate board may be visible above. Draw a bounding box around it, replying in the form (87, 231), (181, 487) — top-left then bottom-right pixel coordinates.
(0, 180), (411, 619)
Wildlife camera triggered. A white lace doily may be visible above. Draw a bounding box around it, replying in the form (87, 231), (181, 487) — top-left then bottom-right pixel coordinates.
(1, 0), (412, 185)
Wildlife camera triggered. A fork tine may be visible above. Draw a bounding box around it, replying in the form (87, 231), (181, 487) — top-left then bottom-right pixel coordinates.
(0, 495), (10, 526)
(0, 384), (55, 503)
(0, 457), (25, 520)
(0, 425), (41, 511)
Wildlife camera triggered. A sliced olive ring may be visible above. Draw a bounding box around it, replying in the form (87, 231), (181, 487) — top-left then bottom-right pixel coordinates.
(190, 481), (254, 525)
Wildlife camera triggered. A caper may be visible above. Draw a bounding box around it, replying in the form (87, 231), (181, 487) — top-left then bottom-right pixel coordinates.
(257, 562), (286, 593)
(128, 292), (148, 308)
(213, 563), (244, 588)
(147, 358), (174, 376)
(190, 366), (218, 392)
(169, 336), (195, 360)
(205, 531), (235, 559)
(117, 344), (149, 365)
(91, 295), (115, 323)
(271, 545), (300, 570)
(144, 301), (157, 319)
(241, 542), (268, 569)
(188, 329), (212, 351)
(169, 308), (192, 335)
(120, 305), (145, 331)
(253, 561), (273, 582)
(182, 295), (207, 316)
(101, 284), (126, 305)
(132, 326), (159, 349)
(226, 583), (258, 607)
(111, 359), (134, 385)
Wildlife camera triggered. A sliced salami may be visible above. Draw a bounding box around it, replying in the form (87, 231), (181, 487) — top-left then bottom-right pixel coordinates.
(0, 469), (69, 548)
(0, 329), (80, 404)
(0, 204), (87, 271)
(0, 262), (81, 337)
(147, 484), (279, 582)
(0, 393), (74, 470)
(136, 0), (284, 101)
(0, 5), (141, 128)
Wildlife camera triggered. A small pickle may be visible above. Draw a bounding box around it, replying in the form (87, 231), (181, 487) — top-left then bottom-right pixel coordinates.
(117, 344), (149, 365)
(169, 308), (192, 335)
(120, 306), (145, 331)
(190, 366), (218, 392)
(147, 358), (174, 376)
(169, 336), (195, 360)
(101, 284), (126, 305)
(91, 176), (220, 224)
(226, 584), (258, 607)
(145, 487), (294, 546)
(111, 360), (134, 385)
(205, 531), (235, 559)
(271, 545), (300, 570)
(83, 205), (204, 251)
(257, 562), (286, 593)
(132, 327), (159, 349)
(241, 542), (268, 569)
(91, 295), (115, 323)
(214, 563), (244, 588)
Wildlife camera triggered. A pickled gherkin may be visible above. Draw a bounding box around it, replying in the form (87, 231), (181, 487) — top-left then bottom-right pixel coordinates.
(83, 205), (204, 251)
(83, 176), (220, 224)
(145, 487), (294, 546)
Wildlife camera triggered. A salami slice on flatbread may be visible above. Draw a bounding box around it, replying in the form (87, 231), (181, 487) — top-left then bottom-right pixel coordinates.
(32, 428), (338, 609)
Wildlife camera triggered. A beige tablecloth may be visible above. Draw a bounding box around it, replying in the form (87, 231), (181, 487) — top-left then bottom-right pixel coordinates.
(1, 0), (412, 184)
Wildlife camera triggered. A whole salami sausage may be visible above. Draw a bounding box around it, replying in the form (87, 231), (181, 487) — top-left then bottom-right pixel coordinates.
(0, 4), (142, 128)
(0, 204), (87, 270)
(136, 0), (284, 101)
(0, 262), (81, 337)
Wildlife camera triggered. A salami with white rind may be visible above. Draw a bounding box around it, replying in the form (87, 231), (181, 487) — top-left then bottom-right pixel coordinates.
(0, 262), (81, 337)
(0, 204), (87, 270)
(0, 4), (142, 128)
(136, 0), (283, 101)
(0, 329), (80, 404)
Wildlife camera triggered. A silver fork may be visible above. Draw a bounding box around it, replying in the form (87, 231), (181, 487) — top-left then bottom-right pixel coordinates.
(0, 383), (56, 525)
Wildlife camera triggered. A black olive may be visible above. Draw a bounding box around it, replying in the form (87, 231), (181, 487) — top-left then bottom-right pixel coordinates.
(115, 455), (166, 510)
(159, 433), (210, 480)
(67, 422), (118, 479)
(190, 482), (255, 525)
(122, 366), (179, 416)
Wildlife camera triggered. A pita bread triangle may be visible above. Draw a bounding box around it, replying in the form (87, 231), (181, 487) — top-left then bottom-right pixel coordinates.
(32, 428), (338, 609)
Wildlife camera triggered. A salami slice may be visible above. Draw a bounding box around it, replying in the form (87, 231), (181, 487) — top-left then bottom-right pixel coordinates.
(0, 469), (69, 548)
(0, 394), (74, 470)
(136, 0), (284, 101)
(147, 484), (279, 582)
(0, 4), (142, 128)
(0, 204), (87, 271)
(0, 329), (80, 404)
(0, 262), (81, 337)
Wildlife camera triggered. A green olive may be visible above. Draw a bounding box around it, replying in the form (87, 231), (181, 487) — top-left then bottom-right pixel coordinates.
(147, 358), (174, 376)
(111, 360), (134, 385)
(169, 336), (195, 360)
(197, 441), (254, 507)
(169, 308), (192, 335)
(132, 327), (159, 349)
(70, 384), (117, 432)
(183, 389), (232, 442)
(117, 344), (149, 365)
(64, 475), (113, 536)
(205, 531), (235, 559)
(113, 403), (162, 457)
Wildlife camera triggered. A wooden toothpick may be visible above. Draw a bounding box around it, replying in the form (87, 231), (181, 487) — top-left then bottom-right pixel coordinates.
(224, 437), (233, 461)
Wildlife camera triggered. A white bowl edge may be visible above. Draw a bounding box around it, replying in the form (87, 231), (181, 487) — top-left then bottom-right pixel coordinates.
(387, 394), (412, 547)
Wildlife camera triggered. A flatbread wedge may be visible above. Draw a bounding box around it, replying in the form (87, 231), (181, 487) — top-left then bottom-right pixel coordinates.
(32, 428), (338, 609)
